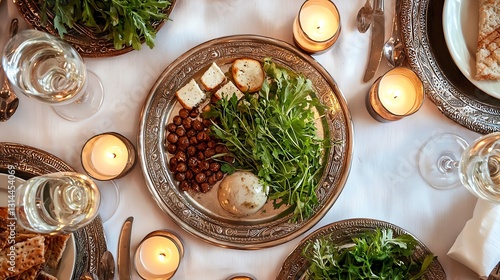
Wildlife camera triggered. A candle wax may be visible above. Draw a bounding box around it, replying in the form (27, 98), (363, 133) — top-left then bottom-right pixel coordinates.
(299, 3), (339, 41)
(90, 135), (128, 177)
(378, 74), (417, 115)
(136, 236), (180, 277)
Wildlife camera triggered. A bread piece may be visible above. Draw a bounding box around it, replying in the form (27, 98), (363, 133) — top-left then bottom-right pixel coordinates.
(200, 62), (227, 91)
(9, 264), (42, 280)
(45, 234), (70, 269)
(232, 58), (265, 92)
(0, 207), (9, 249)
(214, 81), (244, 100)
(476, 0), (500, 80)
(0, 236), (46, 279)
(175, 79), (207, 110)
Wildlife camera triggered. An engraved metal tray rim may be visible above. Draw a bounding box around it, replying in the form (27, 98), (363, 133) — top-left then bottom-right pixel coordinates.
(276, 218), (447, 279)
(401, 0), (500, 134)
(0, 142), (108, 279)
(138, 34), (353, 249)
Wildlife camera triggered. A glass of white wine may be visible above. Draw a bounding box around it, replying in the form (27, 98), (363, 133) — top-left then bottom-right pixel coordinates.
(418, 132), (500, 203)
(15, 172), (101, 234)
(2, 29), (103, 121)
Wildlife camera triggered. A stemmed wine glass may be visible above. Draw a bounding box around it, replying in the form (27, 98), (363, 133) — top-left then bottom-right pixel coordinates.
(2, 29), (103, 121)
(418, 132), (500, 202)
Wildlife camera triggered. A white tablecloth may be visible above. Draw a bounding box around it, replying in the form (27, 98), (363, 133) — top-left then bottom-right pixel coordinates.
(0, 0), (485, 279)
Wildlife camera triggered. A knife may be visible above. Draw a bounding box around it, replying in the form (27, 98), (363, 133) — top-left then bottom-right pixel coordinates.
(117, 216), (134, 280)
(363, 0), (385, 82)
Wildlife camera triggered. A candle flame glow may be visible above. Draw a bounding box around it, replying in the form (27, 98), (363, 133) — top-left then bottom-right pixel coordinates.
(107, 152), (117, 159)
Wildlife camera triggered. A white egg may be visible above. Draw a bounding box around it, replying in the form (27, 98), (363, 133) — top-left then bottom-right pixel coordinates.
(218, 171), (268, 217)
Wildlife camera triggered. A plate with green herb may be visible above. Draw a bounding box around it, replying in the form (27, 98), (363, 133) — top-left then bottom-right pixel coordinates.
(277, 218), (447, 279)
(14, 0), (176, 57)
(138, 35), (353, 249)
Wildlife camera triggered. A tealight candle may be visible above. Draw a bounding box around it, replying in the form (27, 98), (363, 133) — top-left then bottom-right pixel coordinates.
(366, 67), (424, 122)
(81, 132), (136, 180)
(134, 231), (184, 280)
(292, 0), (341, 53)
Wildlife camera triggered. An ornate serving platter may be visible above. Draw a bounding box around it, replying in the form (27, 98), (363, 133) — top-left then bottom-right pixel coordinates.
(277, 218), (447, 279)
(0, 142), (108, 279)
(14, 0), (176, 58)
(402, 0), (500, 134)
(138, 35), (353, 249)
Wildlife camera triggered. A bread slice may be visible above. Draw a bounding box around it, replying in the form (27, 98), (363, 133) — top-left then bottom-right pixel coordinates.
(200, 62), (227, 91)
(175, 79), (207, 110)
(0, 236), (46, 279)
(476, 0), (500, 80)
(45, 234), (70, 269)
(232, 58), (265, 92)
(214, 81), (244, 100)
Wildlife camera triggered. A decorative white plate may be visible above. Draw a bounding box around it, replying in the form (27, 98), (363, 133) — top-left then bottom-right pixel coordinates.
(443, 0), (500, 99)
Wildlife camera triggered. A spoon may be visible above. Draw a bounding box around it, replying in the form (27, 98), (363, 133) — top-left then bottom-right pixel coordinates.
(99, 251), (115, 280)
(356, 0), (374, 33)
(0, 18), (19, 122)
(382, 0), (405, 67)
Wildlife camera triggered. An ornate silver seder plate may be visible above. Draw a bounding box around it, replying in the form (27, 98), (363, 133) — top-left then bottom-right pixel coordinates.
(0, 142), (108, 279)
(401, 0), (500, 134)
(277, 218), (447, 279)
(138, 35), (353, 249)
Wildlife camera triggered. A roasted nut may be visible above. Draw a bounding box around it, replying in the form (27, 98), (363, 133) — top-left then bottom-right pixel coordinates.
(167, 123), (177, 133)
(179, 108), (190, 119)
(173, 116), (182, 125)
(166, 133), (179, 144)
(166, 144), (177, 154)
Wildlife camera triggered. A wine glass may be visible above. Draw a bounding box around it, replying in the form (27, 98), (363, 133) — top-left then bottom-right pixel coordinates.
(418, 132), (500, 202)
(15, 172), (101, 234)
(2, 29), (104, 121)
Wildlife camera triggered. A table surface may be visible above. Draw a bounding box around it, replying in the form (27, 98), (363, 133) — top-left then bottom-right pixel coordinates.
(0, 0), (485, 279)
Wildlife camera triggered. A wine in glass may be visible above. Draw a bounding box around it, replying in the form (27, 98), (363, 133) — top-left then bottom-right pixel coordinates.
(418, 132), (500, 202)
(2, 29), (103, 121)
(15, 172), (101, 234)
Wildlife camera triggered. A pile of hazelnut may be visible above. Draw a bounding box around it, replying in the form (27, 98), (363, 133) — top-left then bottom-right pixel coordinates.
(165, 107), (232, 193)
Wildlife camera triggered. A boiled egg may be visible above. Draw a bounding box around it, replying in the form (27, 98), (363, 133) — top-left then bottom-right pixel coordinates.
(218, 171), (268, 217)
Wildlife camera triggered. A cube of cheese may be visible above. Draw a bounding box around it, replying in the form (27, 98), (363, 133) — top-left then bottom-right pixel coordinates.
(175, 79), (206, 110)
(200, 62), (227, 91)
(214, 81), (244, 101)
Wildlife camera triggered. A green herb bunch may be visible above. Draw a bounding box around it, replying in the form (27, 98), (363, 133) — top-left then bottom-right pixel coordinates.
(40, 0), (172, 50)
(206, 58), (328, 222)
(303, 228), (435, 280)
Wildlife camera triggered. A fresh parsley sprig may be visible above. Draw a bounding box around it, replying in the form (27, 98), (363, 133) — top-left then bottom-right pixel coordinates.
(302, 228), (436, 280)
(39, 0), (172, 50)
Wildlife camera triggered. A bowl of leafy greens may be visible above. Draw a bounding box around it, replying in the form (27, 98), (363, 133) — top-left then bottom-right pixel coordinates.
(14, 0), (176, 57)
(277, 218), (446, 279)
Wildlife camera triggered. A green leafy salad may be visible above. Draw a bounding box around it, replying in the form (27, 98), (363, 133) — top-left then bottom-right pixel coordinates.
(302, 228), (435, 280)
(39, 0), (172, 50)
(206, 58), (336, 222)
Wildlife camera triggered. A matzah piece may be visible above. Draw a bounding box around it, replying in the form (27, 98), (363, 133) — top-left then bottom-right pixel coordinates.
(45, 235), (70, 269)
(476, 0), (500, 80)
(0, 236), (46, 279)
(36, 271), (58, 280)
(0, 207), (9, 249)
(7, 264), (42, 280)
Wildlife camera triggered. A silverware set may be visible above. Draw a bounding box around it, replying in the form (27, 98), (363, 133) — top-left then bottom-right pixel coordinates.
(358, 0), (405, 82)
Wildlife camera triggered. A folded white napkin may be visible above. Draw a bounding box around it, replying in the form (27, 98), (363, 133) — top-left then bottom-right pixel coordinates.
(447, 199), (500, 276)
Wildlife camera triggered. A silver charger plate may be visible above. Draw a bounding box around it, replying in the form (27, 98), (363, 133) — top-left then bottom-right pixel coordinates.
(402, 0), (500, 134)
(0, 142), (108, 279)
(138, 35), (353, 249)
(276, 218), (447, 279)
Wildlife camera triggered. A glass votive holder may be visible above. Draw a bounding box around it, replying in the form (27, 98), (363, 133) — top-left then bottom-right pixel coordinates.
(81, 132), (136, 181)
(292, 0), (341, 54)
(365, 67), (425, 122)
(134, 230), (184, 280)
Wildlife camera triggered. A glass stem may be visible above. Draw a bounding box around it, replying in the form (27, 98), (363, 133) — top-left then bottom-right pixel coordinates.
(437, 154), (459, 174)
